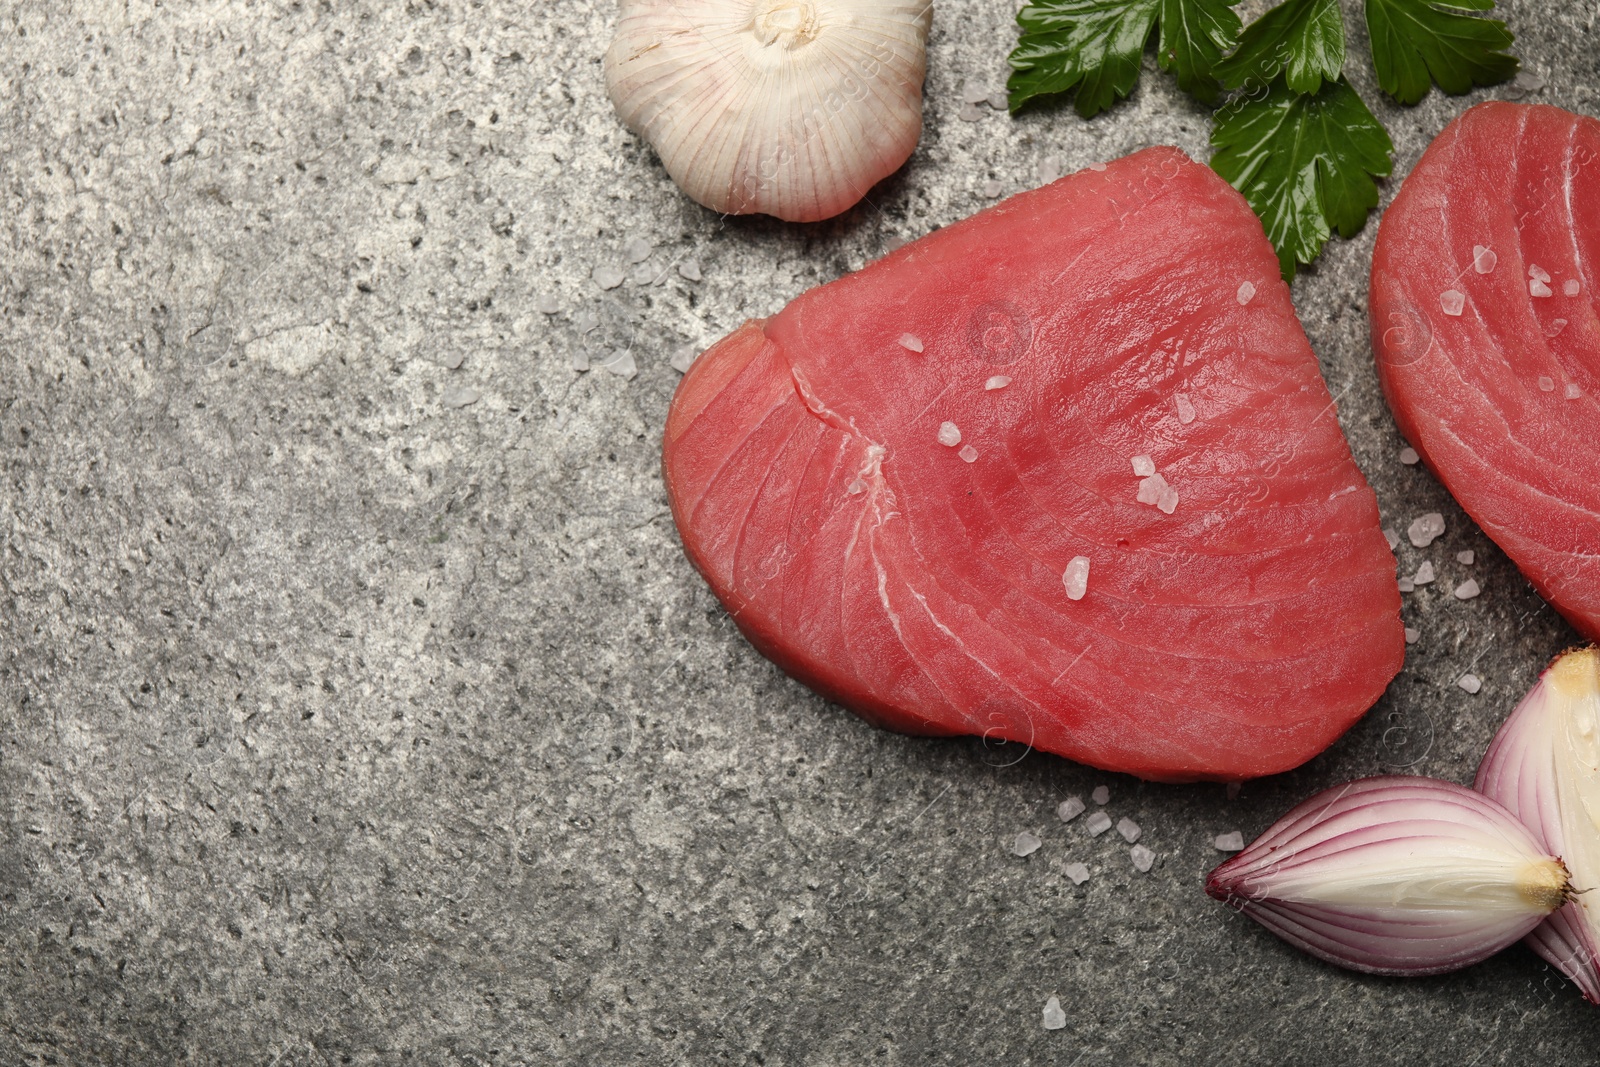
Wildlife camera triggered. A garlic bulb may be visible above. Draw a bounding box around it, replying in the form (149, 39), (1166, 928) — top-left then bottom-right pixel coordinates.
(1476, 647), (1600, 1003)
(604, 0), (932, 222)
(1207, 776), (1570, 976)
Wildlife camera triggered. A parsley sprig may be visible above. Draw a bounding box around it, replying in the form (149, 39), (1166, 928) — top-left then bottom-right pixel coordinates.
(1007, 0), (1519, 277)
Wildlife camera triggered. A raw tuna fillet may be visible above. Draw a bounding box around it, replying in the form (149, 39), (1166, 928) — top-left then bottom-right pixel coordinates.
(665, 147), (1404, 782)
(1371, 102), (1600, 641)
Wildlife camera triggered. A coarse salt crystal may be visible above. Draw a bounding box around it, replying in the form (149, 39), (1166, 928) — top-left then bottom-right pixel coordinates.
(1237, 281), (1256, 306)
(671, 345), (698, 373)
(959, 444), (979, 463)
(1474, 245), (1497, 273)
(962, 80), (990, 104)
(1130, 844), (1154, 872)
(1116, 818), (1141, 843)
(1408, 512), (1446, 548)
(1398, 577), (1415, 593)
(1088, 161), (1107, 171)
(987, 91), (1008, 112)
(1548, 319), (1569, 338)
(1215, 831), (1244, 852)
(982, 179), (1004, 199)
(1413, 560), (1435, 585)
(1384, 527), (1400, 551)
(938, 422), (962, 447)
(600, 351), (638, 380)
(623, 236), (653, 264)
(985, 375), (1011, 390)
(1567, 383), (1582, 400)
(1405, 627), (1420, 645)
(537, 293), (560, 314)
(1176, 393), (1196, 424)
(1455, 578), (1481, 600)
(1531, 279), (1553, 298)
(1399, 447), (1420, 465)
(1132, 455), (1157, 477)
(592, 265), (626, 291)
(1013, 831), (1042, 857)
(1085, 810), (1112, 836)
(1156, 485), (1179, 515)
(1440, 290), (1466, 316)
(678, 258), (703, 282)
(1457, 550), (1475, 564)
(1064, 862), (1091, 886)
(1564, 279), (1582, 296)
(1529, 263), (1552, 283)
(1063, 556), (1091, 601)
(1459, 673), (1483, 694)
(572, 350), (591, 373)
(1043, 996), (1067, 1030)
(957, 103), (986, 123)
(1038, 156), (1062, 185)
(899, 333), (924, 353)
(1058, 797), (1086, 822)
(1539, 376), (1556, 392)
(1091, 785), (1110, 805)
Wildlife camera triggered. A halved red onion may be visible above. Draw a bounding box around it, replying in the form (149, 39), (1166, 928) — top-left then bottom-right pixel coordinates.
(1475, 647), (1600, 1003)
(1207, 776), (1570, 976)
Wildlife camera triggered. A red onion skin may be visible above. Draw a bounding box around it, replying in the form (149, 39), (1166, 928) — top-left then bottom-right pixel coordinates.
(1475, 663), (1600, 1004)
(1208, 776), (1563, 977)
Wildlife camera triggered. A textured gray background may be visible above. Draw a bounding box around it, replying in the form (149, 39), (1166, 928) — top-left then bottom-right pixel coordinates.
(4, 1), (1600, 1064)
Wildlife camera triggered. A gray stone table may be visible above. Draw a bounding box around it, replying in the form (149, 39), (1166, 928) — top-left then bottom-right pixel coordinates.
(4, 1), (1600, 1063)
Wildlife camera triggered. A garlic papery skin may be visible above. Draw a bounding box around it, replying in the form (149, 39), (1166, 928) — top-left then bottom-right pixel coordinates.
(1207, 777), (1570, 976)
(604, 0), (932, 223)
(1476, 647), (1600, 1003)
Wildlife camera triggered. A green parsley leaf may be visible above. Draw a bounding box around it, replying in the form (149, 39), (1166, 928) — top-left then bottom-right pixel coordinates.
(1365, 0), (1517, 105)
(1156, 0), (1244, 104)
(1214, 0), (1346, 95)
(1209, 77), (1394, 280)
(1007, 0), (1241, 116)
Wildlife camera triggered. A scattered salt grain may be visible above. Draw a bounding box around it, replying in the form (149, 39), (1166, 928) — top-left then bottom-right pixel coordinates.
(1399, 447), (1420, 465)
(962, 80), (990, 104)
(883, 235), (908, 254)
(1384, 527), (1400, 551)
(1132, 455), (1157, 477)
(988, 91), (1008, 111)
(985, 375), (1012, 390)
(1137, 472), (1176, 512)
(959, 444), (979, 463)
(1116, 818), (1141, 843)
(1398, 577), (1415, 593)
(958, 103), (986, 122)
(1013, 831), (1043, 857)
(678, 258), (703, 282)
(1064, 862), (1091, 886)
(1473, 245), (1497, 274)
(937, 422), (962, 447)
(1038, 156), (1062, 185)
(600, 350), (638, 379)
(1413, 560), (1435, 585)
(1087, 161), (1107, 171)
(1455, 578), (1481, 600)
(1529, 263), (1552, 283)
(1408, 512), (1446, 548)
(1085, 810), (1113, 836)
(1058, 797), (1086, 822)
(537, 293), (560, 314)
(1508, 69), (1547, 96)
(1440, 289), (1466, 316)
(1215, 831), (1245, 852)
(442, 386), (481, 408)
(1539, 376), (1556, 392)
(1176, 393), (1196, 424)
(1405, 627), (1420, 645)
(1564, 279), (1581, 296)
(1043, 996), (1067, 1030)
(572, 350), (591, 373)
(1237, 281), (1256, 306)
(1567, 383), (1582, 400)
(1459, 673), (1483, 695)
(1157, 485), (1178, 514)
(1130, 844), (1155, 873)
(1091, 785), (1110, 805)
(1457, 550), (1475, 565)
(623, 236), (653, 264)
(592, 265), (626, 290)
(1548, 318), (1569, 337)
(1531, 279), (1553, 298)
(670, 345), (698, 373)
(982, 179), (1004, 199)
(899, 332), (925, 353)
(1063, 556), (1091, 601)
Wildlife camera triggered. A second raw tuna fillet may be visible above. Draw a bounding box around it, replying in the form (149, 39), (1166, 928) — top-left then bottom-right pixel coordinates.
(664, 147), (1405, 782)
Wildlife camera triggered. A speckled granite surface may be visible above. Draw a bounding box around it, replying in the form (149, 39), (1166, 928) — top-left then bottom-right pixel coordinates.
(3, 1), (1600, 1063)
